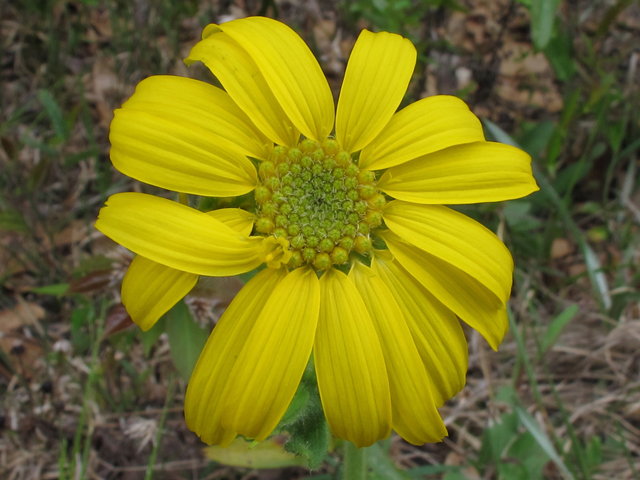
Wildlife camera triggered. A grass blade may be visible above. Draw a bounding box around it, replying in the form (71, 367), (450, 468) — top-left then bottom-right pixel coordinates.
(541, 304), (579, 352)
(483, 119), (612, 312)
(38, 89), (69, 141)
(515, 406), (575, 480)
(531, 0), (560, 50)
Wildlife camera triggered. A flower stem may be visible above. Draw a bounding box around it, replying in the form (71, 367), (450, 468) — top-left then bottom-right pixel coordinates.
(342, 441), (366, 480)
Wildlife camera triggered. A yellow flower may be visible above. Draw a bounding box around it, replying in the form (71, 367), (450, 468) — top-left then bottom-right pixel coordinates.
(95, 17), (539, 448)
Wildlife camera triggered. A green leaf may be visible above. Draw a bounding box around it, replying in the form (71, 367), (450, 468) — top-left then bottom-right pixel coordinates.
(366, 442), (412, 480)
(503, 201), (543, 231)
(543, 27), (575, 81)
(478, 412), (519, 467)
(442, 472), (470, 480)
(497, 463), (528, 480)
(585, 436), (602, 471)
(407, 465), (463, 478)
(541, 304), (578, 352)
(495, 385), (519, 406)
(515, 407), (575, 480)
(70, 302), (93, 352)
(165, 301), (208, 381)
(139, 315), (167, 357)
(38, 90), (69, 141)
(519, 121), (556, 160)
(530, 0), (560, 50)
(0, 209), (29, 233)
(507, 431), (550, 480)
(31, 283), (70, 296)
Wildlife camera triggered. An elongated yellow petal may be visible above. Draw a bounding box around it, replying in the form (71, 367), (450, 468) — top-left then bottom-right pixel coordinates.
(336, 30), (416, 153)
(371, 251), (468, 406)
(120, 75), (271, 160)
(349, 261), (446, 445)
(221, 267), (320, 441)
(206, 208), (255, 237)
(110, 81), (259, 197)
(315, 268), (391, 448)
(186, 31), (299, 146)
(378, 142), (539, 204)
(379, 231), (508, 350)
(384, 201), (513, 304)
(95, 193), (263, 276)
(359, 95), (485, 170)
(121, 255), (198, 331)
(217, 17), (335, 142)
(120, 208), (253, 331)
(185, 267), (288, 446)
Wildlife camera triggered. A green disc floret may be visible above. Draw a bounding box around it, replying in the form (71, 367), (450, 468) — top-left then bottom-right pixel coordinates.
(254, 139), (385, 269)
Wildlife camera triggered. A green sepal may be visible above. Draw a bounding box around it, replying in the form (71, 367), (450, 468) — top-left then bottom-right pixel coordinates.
(274, 356), (330, 469)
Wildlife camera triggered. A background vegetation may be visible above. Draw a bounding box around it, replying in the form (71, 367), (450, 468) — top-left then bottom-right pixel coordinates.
(1, 0), (639, 479)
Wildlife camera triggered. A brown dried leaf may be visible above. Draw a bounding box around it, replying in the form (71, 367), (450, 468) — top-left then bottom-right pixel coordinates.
(0, 301), (45, 333)
(90, 8), (112, 41)
(103, 303), (134, 338)
(0, 336), (43, 380)
(551, 238), (574, 259)
(500, 42), (551, 76)
(53, 220), (93, 248)
(68, 268), (113, 294)
(495, 77), (563, 112)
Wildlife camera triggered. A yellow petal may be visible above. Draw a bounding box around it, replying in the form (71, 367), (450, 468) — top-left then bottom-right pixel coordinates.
(379, 231), (508, 350)
(120, 75), (271, 160)
(217, 17), (335, 142)
(110, 84), (258, 197)
(221, 267), (320, 441)
(315, 268), (391, 448)
(349, 261), (446, 445)
(186, 31), (299, 146)
(206, 208), (255, 237)
(371, 251), (468, 406)
(336, 30), (416, 153)
(95, 193), (263, 276)
(384, 201), (513, 304)
(121, 255), (198, 331)
(377, 142), (539, 204)
(359, 95), (485, 170)
(185, 267), (287, 445)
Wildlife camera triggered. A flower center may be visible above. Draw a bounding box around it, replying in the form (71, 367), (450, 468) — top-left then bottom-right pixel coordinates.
(255, 139), (384, 269)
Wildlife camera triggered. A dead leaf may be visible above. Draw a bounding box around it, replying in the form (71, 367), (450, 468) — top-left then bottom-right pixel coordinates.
(68, 268), (114, 294)
(551, 238), (574, 259)
(53, 220), (93, 248)
(0, 301), (45, 333)
(500, 42), (551, 76)
(102, 303), (134, 338)
(495, 77), (563, 112)
(0, 336), (44, 380)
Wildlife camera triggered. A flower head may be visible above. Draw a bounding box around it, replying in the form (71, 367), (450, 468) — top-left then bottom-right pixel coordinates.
(95, 16), (539, 448)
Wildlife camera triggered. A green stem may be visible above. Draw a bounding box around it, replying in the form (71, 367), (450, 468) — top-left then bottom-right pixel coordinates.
(343, 441), (366, 480)
(144, 376), (176, 480)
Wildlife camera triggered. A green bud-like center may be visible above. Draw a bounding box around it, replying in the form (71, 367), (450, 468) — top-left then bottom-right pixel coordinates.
(254, 139), (384, 269)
